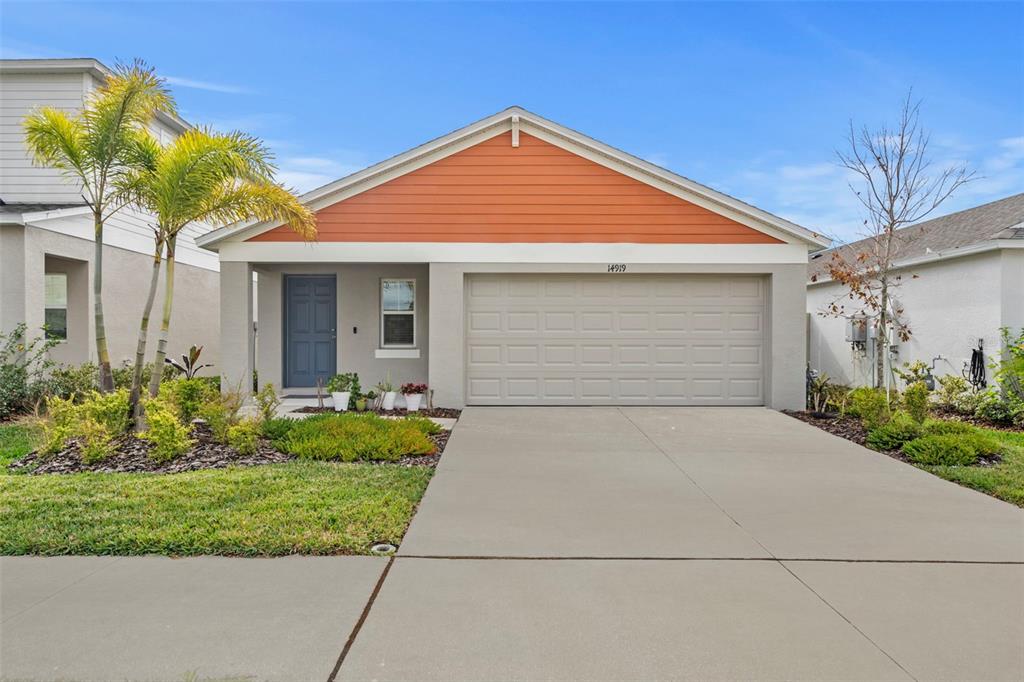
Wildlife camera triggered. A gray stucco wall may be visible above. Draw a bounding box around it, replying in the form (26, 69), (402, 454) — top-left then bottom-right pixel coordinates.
(0, 224), (220, 371)
(253, 263), (429, 393)
(428, 262), (808, 410)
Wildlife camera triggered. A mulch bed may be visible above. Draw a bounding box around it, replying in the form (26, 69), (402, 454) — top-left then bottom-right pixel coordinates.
(10, 417), (458, 475)
(783, 410), (1003, 467)
(293, 406), (462, 419)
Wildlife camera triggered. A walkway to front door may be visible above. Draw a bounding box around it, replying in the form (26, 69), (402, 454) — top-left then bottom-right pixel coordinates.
(284, 275), (336, 388)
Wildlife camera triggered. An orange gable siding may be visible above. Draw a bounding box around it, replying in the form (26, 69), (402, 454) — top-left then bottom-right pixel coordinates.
(251, 132), (781, 244)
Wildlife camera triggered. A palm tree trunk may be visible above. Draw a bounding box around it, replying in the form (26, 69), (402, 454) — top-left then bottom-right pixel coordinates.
(148, 235), (177, 398)
(93, 211), (115, 392)
(130, 235), (163, 430)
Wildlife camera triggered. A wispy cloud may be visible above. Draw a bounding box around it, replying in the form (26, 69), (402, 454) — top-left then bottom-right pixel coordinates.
(164, 75), (253, 95)
(275, 154), (368, 193)
(719, 134), (1024, 245)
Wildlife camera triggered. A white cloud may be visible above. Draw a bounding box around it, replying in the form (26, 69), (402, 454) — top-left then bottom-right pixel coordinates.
(164, 75), (252, 95)
(275, 155), (366, 193)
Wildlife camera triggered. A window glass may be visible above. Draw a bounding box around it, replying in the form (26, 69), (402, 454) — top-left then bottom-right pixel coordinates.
(382, 280), (414, 311)
(44, 273), (67, 340)
(383, 315), (415, 346)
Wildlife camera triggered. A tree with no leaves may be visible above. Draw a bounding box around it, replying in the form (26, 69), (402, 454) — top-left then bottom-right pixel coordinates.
(814, 93), (973, 388)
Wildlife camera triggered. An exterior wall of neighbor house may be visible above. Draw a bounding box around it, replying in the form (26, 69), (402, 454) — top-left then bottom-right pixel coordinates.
(254, 263), (429, 392)
(1, 223), (221, 369)
(807, 250), (1006, 386)
(428, 261), (808, 410)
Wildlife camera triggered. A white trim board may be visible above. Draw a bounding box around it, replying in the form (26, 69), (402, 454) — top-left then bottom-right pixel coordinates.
(219, 241), (811, 265)
(198, 106), (830, 250)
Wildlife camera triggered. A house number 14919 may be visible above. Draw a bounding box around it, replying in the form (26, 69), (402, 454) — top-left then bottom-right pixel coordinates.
(607, 263), (627, 273)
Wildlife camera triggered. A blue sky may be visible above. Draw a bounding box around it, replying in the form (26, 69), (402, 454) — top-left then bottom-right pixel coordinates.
(3, 1), (1022, 242)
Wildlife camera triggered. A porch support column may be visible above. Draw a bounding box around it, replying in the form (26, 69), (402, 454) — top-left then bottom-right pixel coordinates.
(0, 224), (28, 337)
(220, 260), (254, 396)
(769, 263), (808, 410)
(428, 263), (465, 408)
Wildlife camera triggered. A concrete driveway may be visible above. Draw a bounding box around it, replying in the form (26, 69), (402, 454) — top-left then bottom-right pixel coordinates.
(3, 407), (1022, 681)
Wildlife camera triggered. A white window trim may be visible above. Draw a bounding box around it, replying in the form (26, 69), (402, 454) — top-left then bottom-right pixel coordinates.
(380, 278), (416, 349)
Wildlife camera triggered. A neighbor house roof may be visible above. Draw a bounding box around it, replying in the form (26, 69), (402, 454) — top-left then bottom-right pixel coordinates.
(808, 193), (1024, 284)
(0, 58), (191, 134)
(197, 106), (831, 250)
(0, 201), (90, 226)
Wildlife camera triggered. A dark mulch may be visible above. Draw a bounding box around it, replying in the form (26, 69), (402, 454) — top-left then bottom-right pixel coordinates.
(783, 410), (1003, 467)
(10, 423), (293, 475)
(293, 406), (462, 419)
(10, 419), (456, 475)
(930, 406), (1024, 433)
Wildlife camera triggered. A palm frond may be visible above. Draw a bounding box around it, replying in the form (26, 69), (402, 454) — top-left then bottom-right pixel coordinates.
(194, 179), (317, 240)
(22, 107), (91, 186)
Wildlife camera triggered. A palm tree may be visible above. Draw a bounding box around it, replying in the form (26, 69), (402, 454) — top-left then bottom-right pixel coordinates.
(119, 128), (316, 421)
(22, 60), (175, 391)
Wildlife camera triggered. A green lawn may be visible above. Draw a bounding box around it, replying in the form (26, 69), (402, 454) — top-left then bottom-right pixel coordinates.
(920, 428), (1024, 507)
(0, 422), (433, 556)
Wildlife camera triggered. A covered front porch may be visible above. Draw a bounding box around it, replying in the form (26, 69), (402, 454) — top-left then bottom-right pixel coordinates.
(220, 261), (429, 402)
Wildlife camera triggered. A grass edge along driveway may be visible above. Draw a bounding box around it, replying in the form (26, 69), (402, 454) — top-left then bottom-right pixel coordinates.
(1, 423), (433, 556)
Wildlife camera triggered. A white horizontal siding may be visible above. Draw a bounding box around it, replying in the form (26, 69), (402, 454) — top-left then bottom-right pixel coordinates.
(0, 72), (86, 203)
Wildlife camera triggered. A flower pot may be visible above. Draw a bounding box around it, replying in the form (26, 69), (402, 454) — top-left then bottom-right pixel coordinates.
(355, 398), (367, 412)
(405, 393), (424, 412)
(331, 391), (351, 412)
(381, 391), (397, 410)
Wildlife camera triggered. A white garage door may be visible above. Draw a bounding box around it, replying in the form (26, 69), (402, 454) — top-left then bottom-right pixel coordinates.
(465, 274), (766, 405)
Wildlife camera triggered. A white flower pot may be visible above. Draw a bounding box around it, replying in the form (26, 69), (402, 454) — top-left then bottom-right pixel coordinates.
(405, 393), (424, 412)
(331, 391), (351, 412)
(381, 391), (397, 410)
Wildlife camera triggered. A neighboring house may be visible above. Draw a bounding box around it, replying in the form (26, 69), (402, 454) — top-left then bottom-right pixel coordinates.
(0, 58), (220, 369)
(807, 193), (1024, 388)
(199, 107), (829, 408)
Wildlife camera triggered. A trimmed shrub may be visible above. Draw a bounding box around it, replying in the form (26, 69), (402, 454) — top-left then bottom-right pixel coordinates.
(78, 417), (114, 464)
(404, 414), (442, 436)
(974, 390), (1015, 424)
(159, 378), (217, 425)
(79, 389), (130, 437)
(227, 419), (261, 455)
(866, 410), (921, 451)
(261, 417), (295, 443)
(37, 363), (99, 402)
(254, 383), (282, 423)
(920, 418), (977, 437)
(847, 387), (891, 429)
(37, 390), (129, 459)
(935, 375), (969, 409)
(902, 382), (930, 423)
(278, 413), (435, 462)
(197, 389), (244, 443)
(140, 399), (194, 462)
(39, 395), (80, 455)
(903, 435), (979, 466)
(952, 389), (985, 416)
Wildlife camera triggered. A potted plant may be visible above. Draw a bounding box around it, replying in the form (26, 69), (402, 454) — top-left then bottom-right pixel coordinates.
(354, 393), (367, 411)
(362, 390), (376, 412)
(327, 373), (359, 412)
(401, 383), (428, 412)
(377, 371), (397, 411)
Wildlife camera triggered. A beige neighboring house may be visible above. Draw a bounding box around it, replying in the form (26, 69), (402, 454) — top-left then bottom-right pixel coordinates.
(0, 58), (220, 370)
(807, 193), (1024, 387)
(199, 107), (830, 409)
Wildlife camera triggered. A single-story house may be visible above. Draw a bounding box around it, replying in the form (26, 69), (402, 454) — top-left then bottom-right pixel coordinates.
(0, 58), (221, 368)
(198, 107), (830, 409)
(807, 193), (1024, 387)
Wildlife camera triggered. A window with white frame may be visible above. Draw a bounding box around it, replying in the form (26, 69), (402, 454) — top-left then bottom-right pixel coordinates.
(381, 279), (415, 347)
(44, 273), (68, 340)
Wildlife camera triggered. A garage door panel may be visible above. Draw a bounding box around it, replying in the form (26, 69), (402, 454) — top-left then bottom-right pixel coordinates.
(465, 274), (765, 405)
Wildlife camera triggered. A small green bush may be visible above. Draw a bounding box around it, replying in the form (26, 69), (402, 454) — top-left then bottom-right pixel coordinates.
(902, 382), (930, 423)
(920, 418), (977, 437)
(847, 387), (891, 429)
(254, 383), (282, 423)
(38, 363), (99, 402)
(78, 389), (130, 436)
(261, 417), (295, 443)
(78, 417), (113, 464)
(866, 411), (921, 451)
(111, 361), (175, 392)
(140, 399), (194, 462)
(903, 435), (979, 466)
(404, 414), (442, 436)
(159, 378), (217, 425)
(197, 389), (244, 443)
(227, 419), (261, 455)
(974, 390), (1015, 424)
(39, 395), (80, 455)
(278, 413), (435, 462)
(952, 389), (985, 415)
(935, 375), (969, 409)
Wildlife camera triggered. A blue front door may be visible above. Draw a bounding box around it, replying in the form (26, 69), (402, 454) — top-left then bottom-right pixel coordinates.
(284, 275), (336, 388)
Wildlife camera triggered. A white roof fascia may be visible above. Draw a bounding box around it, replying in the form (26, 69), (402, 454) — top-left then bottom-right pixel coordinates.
(807, 239), (1019, 287)
(198, 106), (831, 250)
